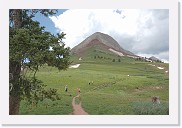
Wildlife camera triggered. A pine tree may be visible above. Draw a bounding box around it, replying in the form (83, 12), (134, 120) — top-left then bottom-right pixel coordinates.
(9, 9), (71, 114)
(118, 58), (121, 62)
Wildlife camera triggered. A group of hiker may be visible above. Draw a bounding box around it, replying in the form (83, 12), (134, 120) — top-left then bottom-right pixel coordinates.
(65, 85), (80, 95)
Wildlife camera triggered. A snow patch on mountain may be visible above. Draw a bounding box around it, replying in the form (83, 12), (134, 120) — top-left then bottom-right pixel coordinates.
(109, 48), (124, 56)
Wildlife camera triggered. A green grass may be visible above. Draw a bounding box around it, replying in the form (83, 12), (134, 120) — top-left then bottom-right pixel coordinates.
(20, 94), (73, 115)
(19, 56), (169, 115)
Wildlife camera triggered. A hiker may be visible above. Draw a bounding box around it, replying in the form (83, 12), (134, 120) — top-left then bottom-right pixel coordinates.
(65, 85), (68, 92)
(89, 81), (94, 85)
(77, 88), (81, 95)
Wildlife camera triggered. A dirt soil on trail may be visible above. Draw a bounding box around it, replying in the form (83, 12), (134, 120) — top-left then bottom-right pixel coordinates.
(71, 94), (88, 115)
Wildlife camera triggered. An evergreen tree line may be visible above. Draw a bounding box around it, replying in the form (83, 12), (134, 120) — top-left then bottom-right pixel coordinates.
(94, 55), (121, 62)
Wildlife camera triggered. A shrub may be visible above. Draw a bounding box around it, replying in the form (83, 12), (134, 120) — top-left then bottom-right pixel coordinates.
(132, 101), (169, 115)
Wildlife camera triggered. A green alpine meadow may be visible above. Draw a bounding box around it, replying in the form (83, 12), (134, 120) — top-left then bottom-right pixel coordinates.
(19, 32), (169, 115)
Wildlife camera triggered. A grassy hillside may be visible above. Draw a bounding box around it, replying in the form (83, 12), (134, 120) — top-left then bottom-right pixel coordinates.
(19, 54), (169, 115)
(71, 45), (135, 64)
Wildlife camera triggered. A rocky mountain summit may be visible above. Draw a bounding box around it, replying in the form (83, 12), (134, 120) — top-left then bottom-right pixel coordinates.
(71, 32), (137, 58)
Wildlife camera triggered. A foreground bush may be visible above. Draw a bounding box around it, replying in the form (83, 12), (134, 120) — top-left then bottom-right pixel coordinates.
(132, 101), (169, 115)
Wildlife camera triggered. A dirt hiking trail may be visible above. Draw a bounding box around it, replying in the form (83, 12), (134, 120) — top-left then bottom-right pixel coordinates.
(71, 94), (88, 115)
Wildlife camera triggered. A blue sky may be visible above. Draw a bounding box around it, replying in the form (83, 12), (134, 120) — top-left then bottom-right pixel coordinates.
(33, 9), (67, 35)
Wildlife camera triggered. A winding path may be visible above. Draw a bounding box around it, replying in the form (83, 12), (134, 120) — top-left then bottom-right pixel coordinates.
(71, 94), (88, 115)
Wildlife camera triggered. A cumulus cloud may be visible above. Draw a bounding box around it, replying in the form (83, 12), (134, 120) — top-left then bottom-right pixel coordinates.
(50, 9), (169, 61)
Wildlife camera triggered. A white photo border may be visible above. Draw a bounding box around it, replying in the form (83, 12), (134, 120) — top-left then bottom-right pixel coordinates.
(0, 0), (179, 125)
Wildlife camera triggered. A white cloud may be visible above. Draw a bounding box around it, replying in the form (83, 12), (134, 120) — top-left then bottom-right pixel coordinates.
(50, 9), (169, 61)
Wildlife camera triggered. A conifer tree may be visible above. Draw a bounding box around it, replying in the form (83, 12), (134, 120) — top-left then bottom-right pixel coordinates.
(9, 9), (70, 114)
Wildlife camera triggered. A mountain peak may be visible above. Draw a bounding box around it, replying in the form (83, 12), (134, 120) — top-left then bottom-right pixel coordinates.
(71, 32), (136, 57)
(149, 56), (162, 62)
